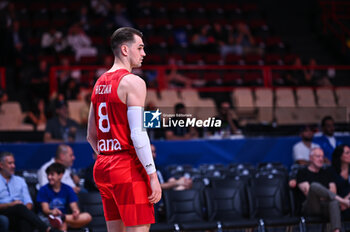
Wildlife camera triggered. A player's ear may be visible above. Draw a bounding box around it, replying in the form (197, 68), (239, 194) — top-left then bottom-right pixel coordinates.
(121, 44), (128, 56)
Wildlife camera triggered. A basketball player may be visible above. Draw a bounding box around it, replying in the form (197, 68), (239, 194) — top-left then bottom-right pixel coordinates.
(87, 27), (161, 232)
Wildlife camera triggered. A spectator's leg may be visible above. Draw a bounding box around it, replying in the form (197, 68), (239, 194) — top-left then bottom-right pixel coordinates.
(0, 204), (48, 232)
(302, 182), (336, 215)
(19, 218), (34, 232)
(0, 215), (9, 232)
(322, 200), (341, 232)
(302, 183), (323, 215)
(309, 182), (336, 200)
(65, 212), (92, 228)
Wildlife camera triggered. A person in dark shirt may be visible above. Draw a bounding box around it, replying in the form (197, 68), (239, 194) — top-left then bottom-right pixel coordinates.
(331, 145), (350, 218)
(44, 100), (80, 143)
(297, 147), (350, 232)
(165, 103), (198, 140)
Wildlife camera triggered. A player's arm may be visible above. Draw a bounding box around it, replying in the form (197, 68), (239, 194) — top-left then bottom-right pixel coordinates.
(124, 74), (156, 174)
(123, 74), (161, 204)
(87, 103), (99, 155)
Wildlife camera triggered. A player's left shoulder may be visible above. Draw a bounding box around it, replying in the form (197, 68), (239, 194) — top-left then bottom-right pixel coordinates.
(122, 73), (146, 90)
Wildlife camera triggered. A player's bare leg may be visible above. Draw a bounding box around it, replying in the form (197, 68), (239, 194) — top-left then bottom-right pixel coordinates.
(126, 224), (150, 232)
(107, 220), (126, 232)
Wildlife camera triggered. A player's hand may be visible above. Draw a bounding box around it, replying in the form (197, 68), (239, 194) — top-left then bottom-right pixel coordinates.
(148, 172), (162, 204)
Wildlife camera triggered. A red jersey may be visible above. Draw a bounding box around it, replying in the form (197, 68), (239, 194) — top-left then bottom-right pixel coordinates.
(91, 69), (134, 155)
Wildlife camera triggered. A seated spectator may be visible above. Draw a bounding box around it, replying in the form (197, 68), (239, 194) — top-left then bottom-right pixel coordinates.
(30, 59), (50, 100)
(234, 22), (263, 56)
(331, 145), (350, 217)
(288, 57), (304, 85)
(44, 100), (80, 143)
(165, 103), (198, 140)
(23, 98), (47, 131)
(61, 78), (80, 101)
(66, 24), (97, 62)
(108, 3), (133, 28)
(315, 116), (342, 161)
(303, 58), (321, 86)
(10, 20), (28, 62)
(37, 145), (81, 194)
(283, 73), (299, 86)
(210, 101), (239, 137)
(47, 94), (65, 119)
(76, 6), (91, 32)
(0, 152), (63, 232)
(57, 58), (81, 97)
(191, 25), (216, 53)
(83, 153), (98, 192)
(41, 28), (68, 55)
(152, 144), (192, 191)
(292, 125), (319, 165)
(37, 163), (92, 231)
(166, 60), (193, 88)
(90, 0), (111, 17)
(296, 148), (350, 232)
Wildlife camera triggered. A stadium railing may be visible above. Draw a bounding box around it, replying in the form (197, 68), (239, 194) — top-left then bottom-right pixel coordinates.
(48, 64), (350, 96)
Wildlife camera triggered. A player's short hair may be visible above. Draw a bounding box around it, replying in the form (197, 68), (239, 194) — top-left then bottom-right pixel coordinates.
(321, 115), (334, 127)
(110, 27), (143, 56)
(46, 162), (65, 175)
(0, 152), (13, 163)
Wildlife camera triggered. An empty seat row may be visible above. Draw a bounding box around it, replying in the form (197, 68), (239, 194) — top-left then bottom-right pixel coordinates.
(233, 87), (350, 109)
(232, 87), (350, 124)
(0, 102), (35, 131)
(151, 170), (325, 232)
(146, 89), (217, 119)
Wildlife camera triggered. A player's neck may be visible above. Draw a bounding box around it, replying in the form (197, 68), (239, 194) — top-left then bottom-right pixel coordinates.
(108, 58), (132, 73)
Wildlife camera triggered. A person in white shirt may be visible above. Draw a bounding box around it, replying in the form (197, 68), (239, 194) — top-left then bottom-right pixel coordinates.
(293, 125), (319, 165)
(37, 144), (81, 193)
(66, 24), (97, 61)
(41, 28), (68, 54)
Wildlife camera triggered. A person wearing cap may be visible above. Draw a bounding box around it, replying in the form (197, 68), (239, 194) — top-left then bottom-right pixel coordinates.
(44, 100), (80, 143)
(292, 125), (320, 165)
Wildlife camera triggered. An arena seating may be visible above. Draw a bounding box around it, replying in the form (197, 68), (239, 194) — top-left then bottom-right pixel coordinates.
(1, 86), (348, 135)
(78, 192), (107, 232)
(149, 162), (342, 231)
